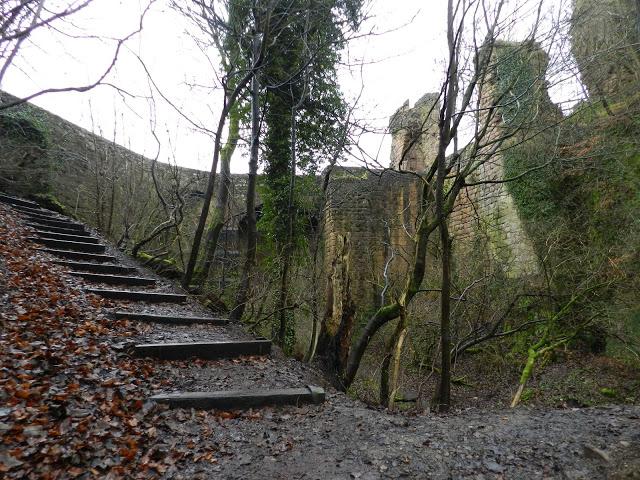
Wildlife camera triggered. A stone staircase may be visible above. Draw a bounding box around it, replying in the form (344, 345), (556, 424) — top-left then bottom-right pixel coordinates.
(1, 193), (325, 411)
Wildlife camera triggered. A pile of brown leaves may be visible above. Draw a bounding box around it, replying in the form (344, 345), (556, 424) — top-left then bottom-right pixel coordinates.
(0, 205), (173, 478)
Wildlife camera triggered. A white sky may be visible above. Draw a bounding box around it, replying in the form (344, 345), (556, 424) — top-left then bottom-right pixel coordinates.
(2, 0), (577, 173)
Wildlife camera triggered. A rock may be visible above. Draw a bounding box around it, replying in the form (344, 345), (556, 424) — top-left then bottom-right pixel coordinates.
(609, 459), (640, 480)
(563, 469), (590, 480)
(583, 444), (610, 462)
(0, 453), (23, 470)
(23, 425), (44, 437)
(484, 460), (504, 473)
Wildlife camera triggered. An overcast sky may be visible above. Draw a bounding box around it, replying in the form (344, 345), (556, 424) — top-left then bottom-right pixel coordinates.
(2, 0), (576, 173)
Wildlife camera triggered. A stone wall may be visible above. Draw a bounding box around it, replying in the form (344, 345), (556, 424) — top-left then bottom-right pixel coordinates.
(0, 91), (208, 230)
(571, 0), (640, 98)
(0, 91), (254, 269)
(322, 42), (560, 317)
(323, 167), (421, 308)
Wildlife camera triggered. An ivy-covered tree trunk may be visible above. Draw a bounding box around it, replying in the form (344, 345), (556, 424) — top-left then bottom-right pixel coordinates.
(263, 89), (294, 347)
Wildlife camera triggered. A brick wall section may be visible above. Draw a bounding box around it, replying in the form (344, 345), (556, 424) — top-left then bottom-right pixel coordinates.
(324, 167), (421, 307)
(324, 85), (541, 313)
(450, 155), (538, 275)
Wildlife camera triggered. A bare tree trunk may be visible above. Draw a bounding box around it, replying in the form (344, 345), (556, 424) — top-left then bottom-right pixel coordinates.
(389, 314), (408, 410)
(380, 310), (408, 409)
(436, 219), (452, 411)
(230, 34), (261, 322)
(304, 222), (325, 362)
(182, 76), (253, 288)
(199, 107), (240, 282)
(106, 164), (117, 237)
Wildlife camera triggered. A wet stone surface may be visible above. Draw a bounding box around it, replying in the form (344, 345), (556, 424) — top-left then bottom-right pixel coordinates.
(132, 322), (248, 345)
(151, 355), (326, 395)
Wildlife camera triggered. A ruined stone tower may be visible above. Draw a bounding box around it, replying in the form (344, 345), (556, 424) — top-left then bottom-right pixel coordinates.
(571, 0), (640, 97)
(323, 94), (442, 315)
(448, 41), (556, 276)
(323, 42), (556, 319)
(389, 93), (440, 172)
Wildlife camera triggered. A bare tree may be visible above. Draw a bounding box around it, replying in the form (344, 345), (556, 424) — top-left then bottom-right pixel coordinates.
(337, 0), (571, 412)
(178, 0), (273, 288)
(0, 1), (155, 110)
(0, 1), (94, 84)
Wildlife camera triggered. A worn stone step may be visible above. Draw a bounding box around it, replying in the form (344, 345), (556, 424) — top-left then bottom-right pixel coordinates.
(29, 237), (106, 253)
(151, 385), (325, 410)
(13, 205), (55, 217)
(114, 311), (228, 326)
(38, 248), (116, 263)
(23, 211), (70, 223)
(69, 272), (155, 286)
(27, 223), (86, 235)
(29, 218), (86, 232)
(37, 231), (100, 244)
(86, 288), (187, 303)
(134, 339), (271, 360)
(0, 193), (39, 208)
(26, 212), (81, 225)
(55, 261), (136, 275)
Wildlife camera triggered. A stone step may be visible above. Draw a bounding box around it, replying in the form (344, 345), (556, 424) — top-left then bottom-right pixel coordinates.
(114, 311), (228, 326)
(55, 261), (136, 275)
(151, 385), (325, 410)
(29, 237), (106, 253)
(86, 288), (187, 303)
(37, 231), (100, 244)
(23, 211), (70, 223)
(38, 248), (116, 263)
(69, 272), (156, 286)
(27, 223), (87, 236)
(13, 205), (55, 217)
(0, 193), (39, 209)
(29, 218), (86, 232)
(24, 211), (80, 225)
(134, 339), (271, 360)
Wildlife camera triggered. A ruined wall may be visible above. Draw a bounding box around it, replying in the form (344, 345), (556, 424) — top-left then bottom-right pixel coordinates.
(571, 0), (640, 98)
(449, 153), (539, 275)
(0, 92), (246, 272)
(450, 42), (556, 276)
(323, 43), (560, 317)
(323, 167), (421, 309)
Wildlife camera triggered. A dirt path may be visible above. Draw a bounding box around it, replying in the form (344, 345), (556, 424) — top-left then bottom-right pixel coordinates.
(1, 200), (638, 479)
(174, 399), (639, 479)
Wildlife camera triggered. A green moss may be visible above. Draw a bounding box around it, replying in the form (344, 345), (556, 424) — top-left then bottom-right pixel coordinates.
(600, 387), (617, 398)
(520, 387), (534, 403)
(0, 108), (50, 145)
(29, 193), (67, 215)
(0, 108), (52, 196)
